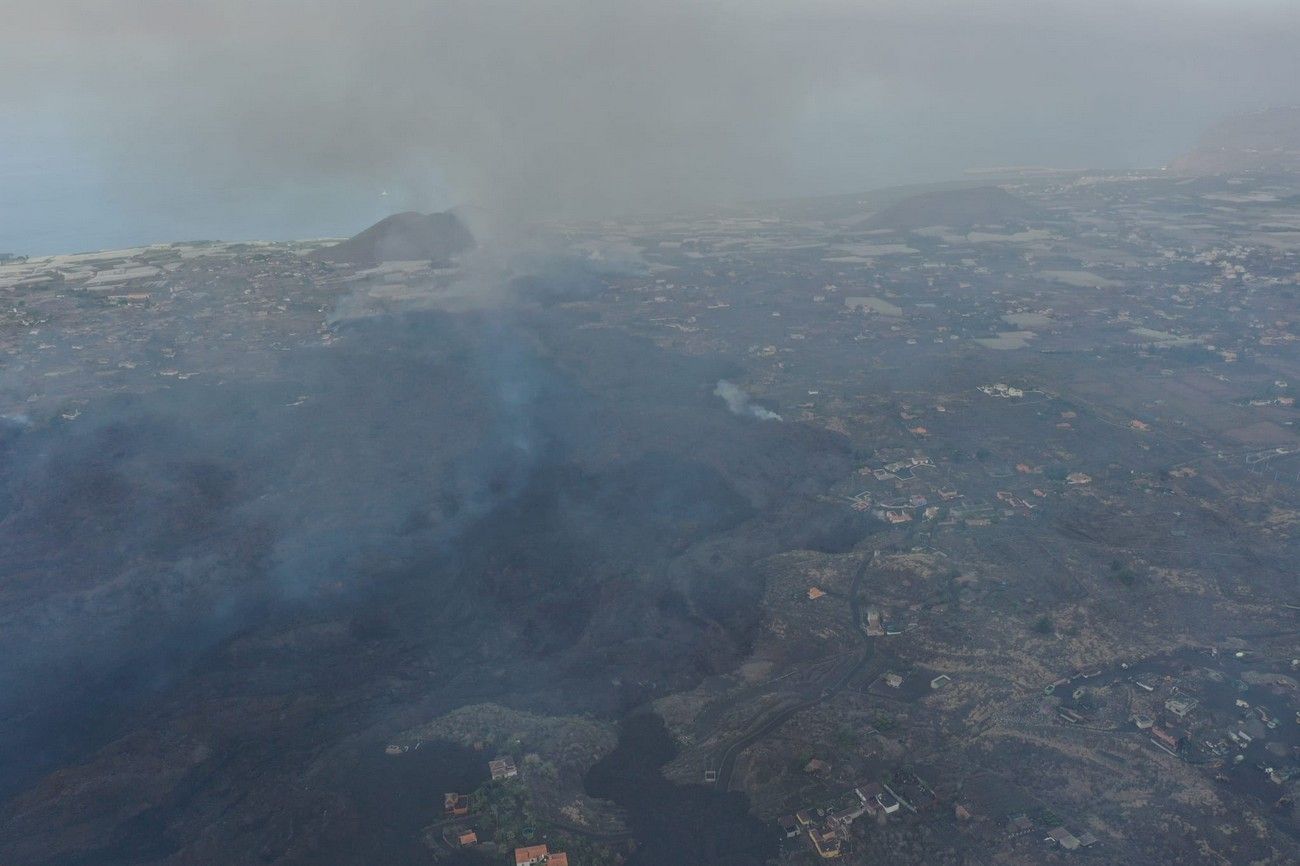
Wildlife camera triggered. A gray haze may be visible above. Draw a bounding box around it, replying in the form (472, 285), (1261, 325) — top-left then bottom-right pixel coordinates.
(3, 0), (1300, 249)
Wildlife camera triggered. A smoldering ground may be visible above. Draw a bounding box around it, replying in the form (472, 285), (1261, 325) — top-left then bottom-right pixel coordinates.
(12, 1), (1297, 858)
(0, 263), (874, 861)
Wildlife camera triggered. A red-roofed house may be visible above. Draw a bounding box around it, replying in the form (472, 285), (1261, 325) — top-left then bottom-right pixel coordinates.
(515, 845), (549, 866)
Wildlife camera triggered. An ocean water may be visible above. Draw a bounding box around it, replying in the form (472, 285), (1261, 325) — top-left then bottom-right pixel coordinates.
(0, 120), (402, 255)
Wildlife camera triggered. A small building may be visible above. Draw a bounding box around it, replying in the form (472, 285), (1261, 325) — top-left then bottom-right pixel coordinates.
(930, 674), (951, 689)
(808, 586), (826, 600)
(1006, 814), (1035, 837)
(805, 758), (832, 775)
(548, 853), (569, 866)
(490, 756), (519, 780)
(884, 673), (904, 688)
(865, 607), (885, 637)
(829, 803), (866, 828)
(1046, 826), (1081, 850)
(1151, 725), (1182, 751)
(875, 790), (900, 814)
(855, 783), (882, 805)
(808, 827), (843, 858)
(515, 845), (550, 866)
(457, 830), (478, 847)
(778, 814), (801, 838)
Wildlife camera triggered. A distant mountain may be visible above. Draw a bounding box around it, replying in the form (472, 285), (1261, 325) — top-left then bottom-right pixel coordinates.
(309, 211), (475, 266)
(1170, 107), (1300, 176)
(865, 186), (1044, 231)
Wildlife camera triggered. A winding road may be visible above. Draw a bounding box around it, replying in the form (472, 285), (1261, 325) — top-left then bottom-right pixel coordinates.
(710, 557), (882, 791)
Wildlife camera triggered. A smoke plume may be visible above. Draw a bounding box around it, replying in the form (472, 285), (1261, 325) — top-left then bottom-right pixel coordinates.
(715, 380), (782, 422)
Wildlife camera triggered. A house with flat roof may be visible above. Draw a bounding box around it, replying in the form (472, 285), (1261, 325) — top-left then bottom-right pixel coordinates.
(1046, 826), (1081, 850)
(490, 756), (519, 780)
(829, 802), (866, 829)
(808, 826), (843, 858)
(1151, 725), (1182, 751)
(1006, 813), (1035, 837)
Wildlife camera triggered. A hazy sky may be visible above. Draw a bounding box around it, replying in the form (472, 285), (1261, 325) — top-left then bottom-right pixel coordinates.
(3, 0), (1299, 253)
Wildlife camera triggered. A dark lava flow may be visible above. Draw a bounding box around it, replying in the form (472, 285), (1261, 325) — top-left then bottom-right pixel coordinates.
(586, 713), (781, 865)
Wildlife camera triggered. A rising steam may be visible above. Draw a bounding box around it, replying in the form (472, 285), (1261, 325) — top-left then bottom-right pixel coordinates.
(715, 380), (782, 422)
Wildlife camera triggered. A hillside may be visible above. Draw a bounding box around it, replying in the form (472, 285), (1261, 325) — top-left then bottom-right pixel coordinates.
(309, 211), (475, 266)
(1170, 107), (1300, 175)
(865, 186), (1044, 231)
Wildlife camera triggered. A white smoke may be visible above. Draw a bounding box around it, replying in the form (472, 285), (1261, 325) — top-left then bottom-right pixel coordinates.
(714, 380), (782, 422)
